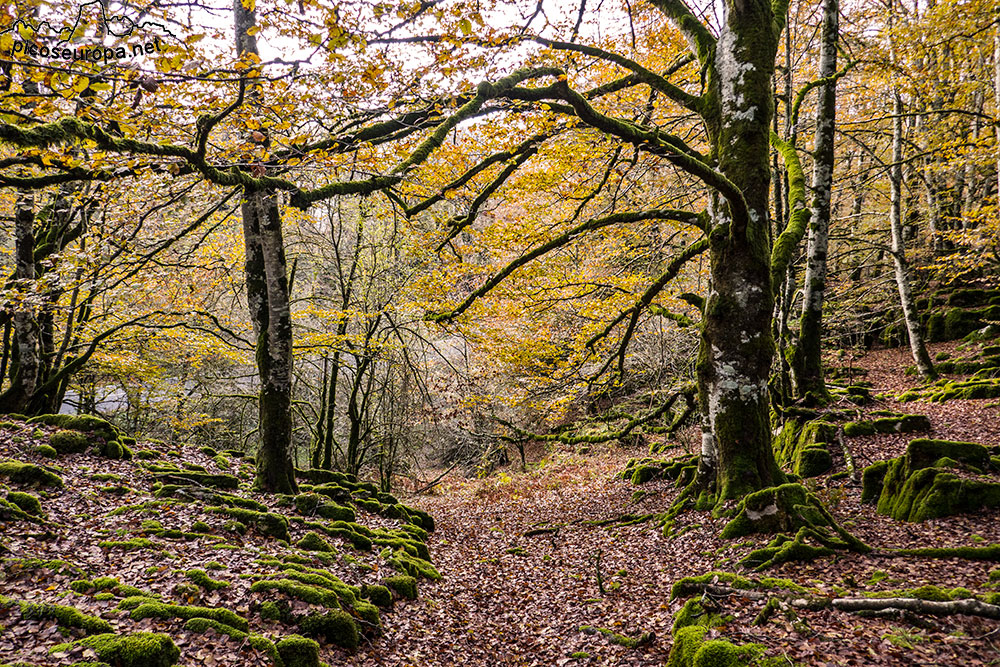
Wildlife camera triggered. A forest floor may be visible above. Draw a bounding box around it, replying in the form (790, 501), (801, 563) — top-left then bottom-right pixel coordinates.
(0, 341), (998, 667)
(349, 341), (1000, 666)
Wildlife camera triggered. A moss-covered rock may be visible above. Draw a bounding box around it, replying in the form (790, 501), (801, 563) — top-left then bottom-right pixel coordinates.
(19, 601), (113, 634)
(152, 471), (239, 490)
(384, 575), (417, 600)
(276, 634), (323, 666)
(209, 507), (289, 541)
(185, 569), (228, 591)
(795, 447), (833, 478)
(361, 584), (392, 608)
(50, 430), (92, 454)
(127, 601), (249, 632)
(869, 438), (1000, 521)
(772, 419), (835, 477)
(0, 460), (63, 487)
(74, 633), (180, 667)
(183, 617), (247, 640)
(296, 531), (334, 552)
(298, 610), (359, 650)
(6, 491), (42, 516)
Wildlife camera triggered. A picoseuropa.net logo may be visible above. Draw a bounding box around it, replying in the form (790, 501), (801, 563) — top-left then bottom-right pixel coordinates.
(1, 0), (175, 65)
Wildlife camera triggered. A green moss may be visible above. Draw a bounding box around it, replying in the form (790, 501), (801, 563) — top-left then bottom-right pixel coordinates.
(19, 601), (113, 634)
(874, 439), (1000, 521)
(247, 635), (281, 663)
(298, 610), (359, 649)
(361, 584), (392, 608)
(667, 626), (707, 667)
(74, 633), (179, 667)
(98, 538), (155, 551)
(190, 521), (212, 533)
(795, 447), (832, 478)
(0, 460), (63, 487)
(32, 444), (58, 458)
(843, 421), (875, 437)
(693, 639), (742, 667)
(296, 531), (334, 552)
(672, 599), (732, 633)
(384, 574), (418, 600)
(95, 575), (123, 590)
(135, 449), (161, 460)
(579, 624), (653, 648)
(153, 471), (239, 489)
(204, 505), (289, 539)
(94, 592), (115, 601)
(50, 430), (91, 454)
(387, 548), (441, 580)
(860, 461), (889, 504)
(128, 601), (249, 632)
(670, 572), (806, 600)
(893, 544), (1000, 559)
(259, 600), (293, 623)
(183, 617), (247, 639)
(71, 579), (95, 594)
(6, 491), (42, 516)
(250, 578), (341, 608)
(276, 634), (322, 666)
(185, 569), (229, 591)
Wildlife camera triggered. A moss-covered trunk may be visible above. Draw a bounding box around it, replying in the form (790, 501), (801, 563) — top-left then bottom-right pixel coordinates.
(697, 0), (785, 501)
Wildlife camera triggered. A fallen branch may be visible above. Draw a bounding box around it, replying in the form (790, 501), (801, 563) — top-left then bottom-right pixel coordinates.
(579, 624), (654, 648)
(831, 597), (1000, 620)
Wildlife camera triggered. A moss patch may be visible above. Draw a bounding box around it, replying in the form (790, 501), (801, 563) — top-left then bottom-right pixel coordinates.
(384, 575), (418, 600)
(276, 634), (323, 666)
(0, 460), (63, 487)
(298, 609), (359, 649)
(73, 633), (180, 667)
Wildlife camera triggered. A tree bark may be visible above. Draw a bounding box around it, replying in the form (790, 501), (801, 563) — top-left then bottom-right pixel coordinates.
(890, 90), (936, 381)
(234, 0), (298, 493)
(792, 0), (838, 403)
(696, 0), (785, 501)
(0, 190), (39, 413)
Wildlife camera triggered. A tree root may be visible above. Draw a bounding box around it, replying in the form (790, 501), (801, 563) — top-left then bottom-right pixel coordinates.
(674, 582), (1000, 624)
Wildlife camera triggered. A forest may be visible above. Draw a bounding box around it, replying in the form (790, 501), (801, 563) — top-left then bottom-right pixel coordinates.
(0, 0), (998, 665)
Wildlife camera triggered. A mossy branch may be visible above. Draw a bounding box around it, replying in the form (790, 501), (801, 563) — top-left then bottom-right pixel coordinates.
(648, 0), (716, 65)
(789, 59), (859, 138)
(426, 209), (704, 323)
(392, 67), (563, 176)
(769, 131), (808, 289)
(406, 130), (557, 217)
(528, 37), (702, 112)
(585, 236), (708, 351)
(498, 385), (695, 445)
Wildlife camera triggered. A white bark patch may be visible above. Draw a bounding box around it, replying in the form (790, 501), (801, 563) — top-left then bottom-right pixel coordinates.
(716, 28), (756, 124)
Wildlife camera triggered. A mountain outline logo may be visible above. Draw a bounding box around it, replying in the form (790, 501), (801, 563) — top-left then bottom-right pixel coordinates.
(0, 0), (178, 42)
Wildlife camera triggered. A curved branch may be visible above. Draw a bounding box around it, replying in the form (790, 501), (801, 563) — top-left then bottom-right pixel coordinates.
(769, 131), (809, 288)
(426, 208), (704, 323)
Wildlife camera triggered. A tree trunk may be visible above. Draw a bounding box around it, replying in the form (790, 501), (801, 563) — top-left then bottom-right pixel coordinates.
(234, 0), (298, 493)
(793, 0), (838, 403)
(697, 0), (785, 502)
(890, 91), (936, 381)
(0, 190), (39, 413)
(995, 27), (999, 200)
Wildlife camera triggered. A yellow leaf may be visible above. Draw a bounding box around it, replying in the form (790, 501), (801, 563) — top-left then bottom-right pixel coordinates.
(458, 18), (472, 35)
